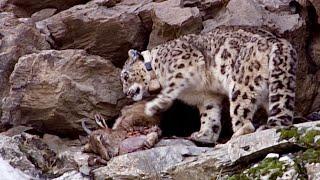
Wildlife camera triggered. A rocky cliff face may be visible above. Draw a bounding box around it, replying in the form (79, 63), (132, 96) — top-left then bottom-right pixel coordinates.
(2, 50), (125, 136)
(0, 0), (319, 179)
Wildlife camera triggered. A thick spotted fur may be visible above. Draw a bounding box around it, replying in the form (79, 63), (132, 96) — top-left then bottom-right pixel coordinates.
(120, 26), (297, 144)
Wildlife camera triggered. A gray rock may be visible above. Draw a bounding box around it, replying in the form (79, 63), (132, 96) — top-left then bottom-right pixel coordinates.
(0, 132), (90, 178)
(147, 0), (203, 49)
(0, 125), (33, 137)
(202, 0), (303, 34)
(0, 134), (42, 178)
(31, 8), (57, 22)
(36, 2), (147, 67)
(155, 138), (196, 147)
(0, 12), (50, 118)
(1, 50), (125, 136)
(180, 0), (227, 20)
(42, 134), (90, 175)
(93, 121), (320, 179)
(128, 0), (154, 33)
(93, 145), (211, 179)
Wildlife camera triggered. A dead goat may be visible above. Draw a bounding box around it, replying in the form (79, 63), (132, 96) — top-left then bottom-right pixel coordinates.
(81, 100), (161, 165)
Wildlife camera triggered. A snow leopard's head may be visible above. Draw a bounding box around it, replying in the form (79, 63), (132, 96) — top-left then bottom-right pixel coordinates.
(120, 49), (160, 101)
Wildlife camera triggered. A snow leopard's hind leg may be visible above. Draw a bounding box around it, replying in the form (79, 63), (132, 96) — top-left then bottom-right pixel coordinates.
(267, 40), (297, 128)
(229, 85), (257, 138)
(229, 46), (259, 138)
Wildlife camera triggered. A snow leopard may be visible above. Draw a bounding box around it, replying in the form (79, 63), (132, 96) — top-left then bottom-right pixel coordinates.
(120, 25), (297, 144)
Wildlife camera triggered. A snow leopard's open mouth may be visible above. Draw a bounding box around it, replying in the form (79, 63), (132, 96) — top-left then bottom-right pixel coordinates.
(127, 87), (140, 98)
(126, 85), (150, 101)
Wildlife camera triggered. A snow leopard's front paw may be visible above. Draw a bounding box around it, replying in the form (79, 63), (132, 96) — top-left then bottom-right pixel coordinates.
(145, 101), (160, 116)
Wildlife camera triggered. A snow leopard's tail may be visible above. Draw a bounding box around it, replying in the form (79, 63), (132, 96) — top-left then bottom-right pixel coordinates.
(267, 39), (298, 127)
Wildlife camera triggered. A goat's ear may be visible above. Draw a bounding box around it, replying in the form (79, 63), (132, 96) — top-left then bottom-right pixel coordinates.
(128, 49), (141, 61)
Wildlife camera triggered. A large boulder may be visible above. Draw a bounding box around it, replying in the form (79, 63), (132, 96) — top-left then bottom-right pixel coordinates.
(36, 2), (148, 67)
(1, 50), (125, 136)
(202, 0), (304, 34)
(202, 0), (319, 115)
(0, 12), (50, 113)
(147, 0), (203, 48)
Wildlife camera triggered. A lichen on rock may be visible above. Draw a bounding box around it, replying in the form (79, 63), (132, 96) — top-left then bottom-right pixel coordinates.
(279, 126), (320, 148)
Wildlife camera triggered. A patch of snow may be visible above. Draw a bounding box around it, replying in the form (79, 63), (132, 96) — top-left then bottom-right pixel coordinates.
(265, 153), (279, 159)
(279, 155), (294, 165)
(314, 135), (320, 143)
(0, 157), (33, 180)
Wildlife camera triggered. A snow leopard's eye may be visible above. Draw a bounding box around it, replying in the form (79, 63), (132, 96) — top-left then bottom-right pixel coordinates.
(121, 71), (129, 82)
(123, 72), (129, 81)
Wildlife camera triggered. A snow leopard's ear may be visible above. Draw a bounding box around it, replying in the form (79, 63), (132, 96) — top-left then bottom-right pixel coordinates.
(128, 49), (143, 61)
